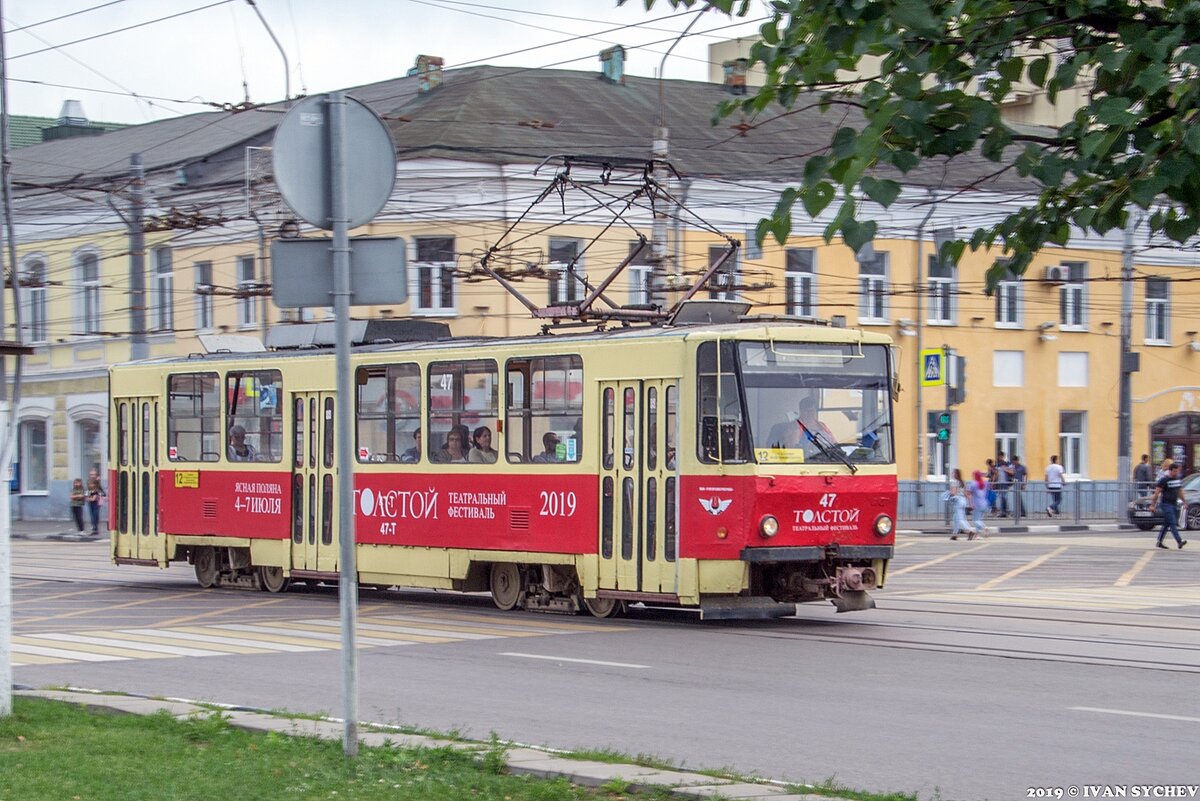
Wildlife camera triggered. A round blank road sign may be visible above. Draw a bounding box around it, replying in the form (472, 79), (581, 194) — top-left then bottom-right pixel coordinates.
(272, 93), (396, 231)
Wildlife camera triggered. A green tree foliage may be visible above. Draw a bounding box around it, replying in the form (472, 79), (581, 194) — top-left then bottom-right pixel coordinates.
(627, 0), (1200, 285)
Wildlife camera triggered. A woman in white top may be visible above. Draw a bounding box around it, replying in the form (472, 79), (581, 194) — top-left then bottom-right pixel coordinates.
(468, 426), (498, 464)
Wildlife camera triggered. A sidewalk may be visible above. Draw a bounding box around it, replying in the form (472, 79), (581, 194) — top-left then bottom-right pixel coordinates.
(8, 517), (106, 542)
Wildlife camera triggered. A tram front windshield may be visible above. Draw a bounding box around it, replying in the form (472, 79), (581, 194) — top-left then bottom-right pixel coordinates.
(698, 340), (894, 465)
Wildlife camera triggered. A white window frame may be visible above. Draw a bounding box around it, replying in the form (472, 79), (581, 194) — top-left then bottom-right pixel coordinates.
(76, 247), (102, 336)
(548, 238), (586, 305)
(1059, 410), (1086, 478)
(995, 411), (1023, 466)
(21, 255), (48, 343)
(927, 253), (955, 325)
(194, 260), (213, 332)
(995, 271), (1022, 328)
(68, 402), (106, 481)
(18, 416), (49, 494)
(785, 248), (816, 317)
(237, 255), (257, 328)
(628, 240), (653, 306)
(411, 236), (457, 316)
(152, 246), (173, 332)
(1059, 261), (1087, 331)
(706, 244), (739, 302)
(858, 251), (889, 324)
(1144, 277), (1169, 344)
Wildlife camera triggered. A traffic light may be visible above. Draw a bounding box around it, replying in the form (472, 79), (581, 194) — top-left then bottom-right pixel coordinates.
(947, 354), (967, 406)
(936, 411), (952, 443)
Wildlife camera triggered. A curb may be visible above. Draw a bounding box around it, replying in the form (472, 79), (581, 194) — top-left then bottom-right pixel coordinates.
(14, 688), (843, 801)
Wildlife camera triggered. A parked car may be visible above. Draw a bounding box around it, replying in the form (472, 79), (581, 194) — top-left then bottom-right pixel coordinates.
(1127, 472), (1200, 530)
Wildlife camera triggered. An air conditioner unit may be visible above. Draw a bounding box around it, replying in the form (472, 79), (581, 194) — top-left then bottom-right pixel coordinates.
(1043, 265), (1068, 284)
(278, 308), (300, 323)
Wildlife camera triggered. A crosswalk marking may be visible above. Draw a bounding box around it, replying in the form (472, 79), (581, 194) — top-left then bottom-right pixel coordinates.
(900, 584), (1200, 611)
(11, 610), (615, 667)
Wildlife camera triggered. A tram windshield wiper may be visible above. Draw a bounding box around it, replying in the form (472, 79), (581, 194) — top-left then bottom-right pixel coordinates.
(795, 418), (857, 474)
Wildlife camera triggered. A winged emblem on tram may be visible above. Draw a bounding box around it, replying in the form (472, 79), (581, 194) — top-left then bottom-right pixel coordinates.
(699, 496), (733, 516)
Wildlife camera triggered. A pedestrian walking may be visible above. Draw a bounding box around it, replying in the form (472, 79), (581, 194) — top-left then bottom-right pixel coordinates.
(1045, 455), (1065, 517)
(1150, 462), (1188, 549)
(947, 469), (971, 540)
(69, 477), (86, 533)
(1133, 454), (1153, 495)
(968, 470), (990, 539)
(86, 468), (106, 536)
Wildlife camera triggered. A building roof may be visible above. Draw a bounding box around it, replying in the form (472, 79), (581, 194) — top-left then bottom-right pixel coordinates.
(7, 113), (126, 149)
(8, 64), (1041, 194)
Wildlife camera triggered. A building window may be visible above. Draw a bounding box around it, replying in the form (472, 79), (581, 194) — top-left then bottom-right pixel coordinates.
(76, 418), (103, 478)
(785, 248), (816, 317)
(927, 253), (955, 324)
(995, 264), (1022, 327)
(1144, 277), (1169, 344)
(628, 240), (653, 306)
(548, 238), (585, 305)
(995, 412), (1022, 463)
(1060, 261), (1087, 329)
(706, 245), (739, 302)
(993, 350), (1024, 388)
(78, 250), (101, 335)
(21, 257), (48, 343)
(194, 261), (213, 331)
(237, 256), (257, 327)
(413, 236), (456, 314)
(858, 250), (889, 323)
(1057, 352), (1088, 387)
(1060, 411), (1085, 477)
(925, 411), (948, 480)
(19, 419), (48, 493)
(152, 246), (173, 332)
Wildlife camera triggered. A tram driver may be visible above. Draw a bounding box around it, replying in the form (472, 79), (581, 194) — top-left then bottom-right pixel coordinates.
(765, 395), (834, 455)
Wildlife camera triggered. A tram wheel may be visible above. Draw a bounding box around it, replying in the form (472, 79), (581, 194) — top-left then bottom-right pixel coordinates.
(489, 563), (523, 611)
(194, 547), (219, 588)
(580, 595), (625, 619)
(258, 565), (290, 593)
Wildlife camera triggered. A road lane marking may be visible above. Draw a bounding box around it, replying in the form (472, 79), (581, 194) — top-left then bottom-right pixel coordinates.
(10, 641), (125, 662)
(172, 624), (343, 650)
(29, 632), (207, 658)
(12, 586), (114, 605)
(9, 652), (70, 666)
(360, 616), (533, 638)
(500, 652), (650, 669)
(1071, 706), (1200, 723)
(889, 543), (991, 575)
(1115, 551), (1154, 587)
(102, 629), (278, 654)
(18, 590), (212, 626)
(292, 620), (455, 644)
(976, 546), (1069, 590)
(151, 596), (292, 628)
(418, 611), (603, 631)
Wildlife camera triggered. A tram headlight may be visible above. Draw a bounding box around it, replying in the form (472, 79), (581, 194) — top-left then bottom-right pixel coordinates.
(759, 515), (779, 539)
(873, 514), (894, 538)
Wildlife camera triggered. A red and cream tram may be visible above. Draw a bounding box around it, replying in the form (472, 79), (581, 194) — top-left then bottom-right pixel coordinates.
(109, 320), (898, 618)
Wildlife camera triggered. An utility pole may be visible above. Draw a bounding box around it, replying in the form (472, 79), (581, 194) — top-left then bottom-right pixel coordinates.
(130, 154), (147, 360)
(1118, 215), (1136, 491)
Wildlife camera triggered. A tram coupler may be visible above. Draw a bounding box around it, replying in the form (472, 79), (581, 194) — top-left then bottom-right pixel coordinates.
(832, 590), (876, 613)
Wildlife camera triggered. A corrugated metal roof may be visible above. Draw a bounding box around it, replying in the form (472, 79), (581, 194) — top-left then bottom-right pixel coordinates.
(9, 65), (1040, 194)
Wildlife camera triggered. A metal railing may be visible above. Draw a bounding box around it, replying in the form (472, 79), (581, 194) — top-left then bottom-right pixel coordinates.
(897, 480), (1148, 524)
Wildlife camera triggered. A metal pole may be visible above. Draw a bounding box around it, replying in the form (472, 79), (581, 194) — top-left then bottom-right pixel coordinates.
(130, 154), (147, 360)
(1118, 216), (1135, 494)
(329, 92), (358, 757)
(0, 1), (15, 716)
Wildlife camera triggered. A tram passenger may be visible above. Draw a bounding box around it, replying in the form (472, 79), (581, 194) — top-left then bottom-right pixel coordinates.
(227, 424), (258, 461)
(400, 429), (421, 463)
(468, 426), (498, 464)
(435, 425), (470, 463)
(532, 432), (561, 463)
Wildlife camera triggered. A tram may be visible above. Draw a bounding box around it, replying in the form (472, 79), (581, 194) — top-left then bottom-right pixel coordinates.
(108, 317), (898, 618)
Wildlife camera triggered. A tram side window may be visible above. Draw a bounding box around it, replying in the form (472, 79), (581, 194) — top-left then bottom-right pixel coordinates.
(428, 359), (498, 464)
(505, 355), (583, 464)
(356, 363), (421, 463)
(226, 370), (283, 462)
(166, 372), (220, 461)
(697, 341), (750, 464)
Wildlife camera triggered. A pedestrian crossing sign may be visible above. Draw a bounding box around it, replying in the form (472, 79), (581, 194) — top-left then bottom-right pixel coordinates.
(920, 349), (945, 386)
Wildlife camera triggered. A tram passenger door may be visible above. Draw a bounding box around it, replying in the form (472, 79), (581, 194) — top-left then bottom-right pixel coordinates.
(598, 380), (678, 595)
(291, 392), (338, 574)
(114, 397), (162, 563)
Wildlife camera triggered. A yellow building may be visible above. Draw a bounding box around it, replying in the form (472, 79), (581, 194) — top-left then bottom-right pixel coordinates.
(6, 56), (1198, 519)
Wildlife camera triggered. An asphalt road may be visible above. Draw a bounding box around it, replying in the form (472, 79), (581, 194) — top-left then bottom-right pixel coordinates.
(9, 533), (1200, 801)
